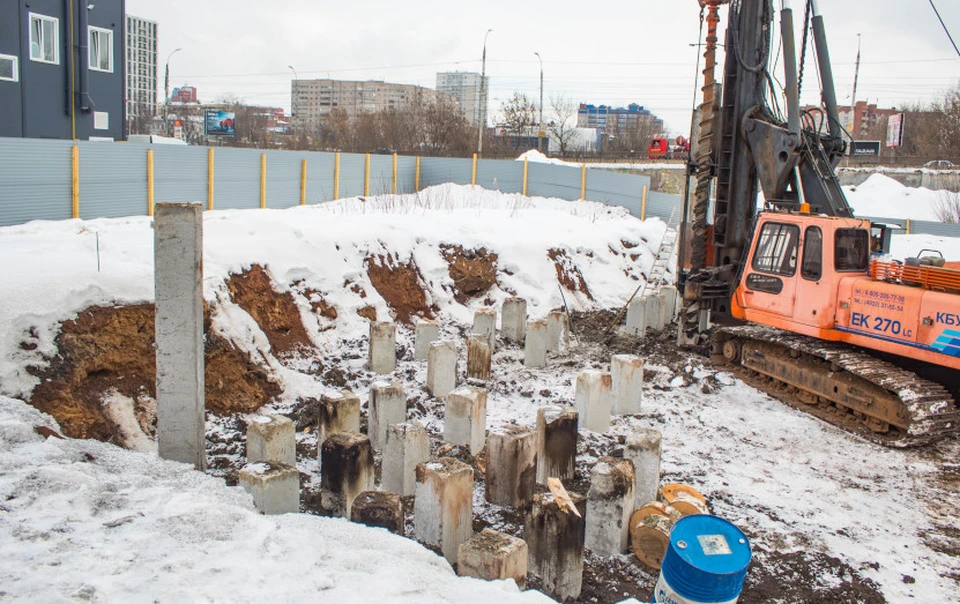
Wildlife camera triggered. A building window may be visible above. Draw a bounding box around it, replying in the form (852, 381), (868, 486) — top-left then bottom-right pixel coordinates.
(0, 54), (18, 81)
(29, 13), (59, 64)
(89, 26), (113, 72)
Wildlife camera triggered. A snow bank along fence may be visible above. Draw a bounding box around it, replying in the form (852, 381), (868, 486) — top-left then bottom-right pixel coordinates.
(0, 137), (679, 228)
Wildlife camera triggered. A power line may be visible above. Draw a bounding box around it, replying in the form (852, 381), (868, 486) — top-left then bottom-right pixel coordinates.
(928, 0), (960, 58)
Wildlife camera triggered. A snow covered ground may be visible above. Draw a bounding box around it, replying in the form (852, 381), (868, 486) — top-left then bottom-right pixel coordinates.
(0, 183), (958, 602)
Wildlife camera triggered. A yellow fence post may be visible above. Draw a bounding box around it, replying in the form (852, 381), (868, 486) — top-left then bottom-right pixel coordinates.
(580, 164), (587, 200)
(641, 185), (648, 220)
(364, 153), (371, 197)
(147, 149), (155, 217)
(260, 154), (267, 209)
(71, 145), (79, 218)
(392, 153), (398, 194)
(415, 156), (421, 192)
(906, 218), (911, 235)
(207, 148), (215, 211)
(334, 152), (341, 199)
(471, 153), (478, 188)
(522, 157), (529, 196)
(300, 159), (307, 205)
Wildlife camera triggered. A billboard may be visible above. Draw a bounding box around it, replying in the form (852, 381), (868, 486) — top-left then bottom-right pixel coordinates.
(850, 140), (881, 157)
(204, 111), (236, 136)
(886, 113), (903, 148)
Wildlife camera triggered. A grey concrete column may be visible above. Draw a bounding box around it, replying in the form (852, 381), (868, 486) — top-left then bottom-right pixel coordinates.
(154, 203), (205, 470)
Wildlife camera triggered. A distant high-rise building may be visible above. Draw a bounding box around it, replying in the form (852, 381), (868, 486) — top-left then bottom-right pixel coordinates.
(577, 103), (662, 133)
(125, 15), (158, 131)
(436, 72), (488, 126)
(170, 86), (199, 104)
(291, 79), (443, 130)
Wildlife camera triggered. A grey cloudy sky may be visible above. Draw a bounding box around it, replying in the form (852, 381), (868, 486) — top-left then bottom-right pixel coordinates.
(126, 0), (960, 135)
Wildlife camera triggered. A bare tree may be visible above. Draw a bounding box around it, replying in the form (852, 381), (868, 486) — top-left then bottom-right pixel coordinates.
(548, 94), (580, 158)
(501, 93), (537, 137)
(934, 190), (960, 223)
(422, 96), (473, 156)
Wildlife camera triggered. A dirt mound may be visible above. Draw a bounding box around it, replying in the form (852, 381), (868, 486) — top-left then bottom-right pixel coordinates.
(440, 245), (499, 303)
(27, 304), (280, 442)
(226, 265), (313, 356)
(548, 248), (594, 300)
(364, 253), (434, 324)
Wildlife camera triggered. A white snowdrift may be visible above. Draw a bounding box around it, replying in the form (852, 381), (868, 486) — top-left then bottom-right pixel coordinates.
(843, 173), (954, 222)
(0, 396), (549, 602)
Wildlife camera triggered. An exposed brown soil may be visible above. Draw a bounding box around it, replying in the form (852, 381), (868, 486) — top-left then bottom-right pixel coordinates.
(548, 248), (594, 300)
(440, 244), (499, 303)
(364, 253), (435, 324)
(226, 265), (313, 357)
(357, 305), (378, 321)
(26, 303), (280, 443)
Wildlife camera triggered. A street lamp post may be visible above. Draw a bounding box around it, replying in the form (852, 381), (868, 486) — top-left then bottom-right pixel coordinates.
(534, 52), (543, 153)
(163, 47), (182, 137)
(288, 65), (298, 131)
(477, 29), (493, 157)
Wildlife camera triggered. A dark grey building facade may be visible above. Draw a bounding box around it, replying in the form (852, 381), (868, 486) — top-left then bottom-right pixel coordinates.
(0, 0), (125, 140)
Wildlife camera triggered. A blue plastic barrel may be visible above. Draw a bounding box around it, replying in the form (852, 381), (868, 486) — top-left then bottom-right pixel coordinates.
(653, 514), (752, 604)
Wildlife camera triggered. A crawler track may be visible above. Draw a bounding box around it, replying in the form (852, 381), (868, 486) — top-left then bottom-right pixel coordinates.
(713, 325), (959, 447)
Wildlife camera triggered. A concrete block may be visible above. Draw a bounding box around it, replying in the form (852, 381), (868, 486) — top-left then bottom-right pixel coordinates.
(239, 462), (299, 515)
(574, 370), (612, 433)
(625, 297), (646, 337)
(246, 414), (296, 467)
(501, 297), (527, 344)
(524, 319), (548, 368)
(444, 386), (487, 454)
(316, 389), (361, 454)
(524, 492), (586, 601)
(368, 381), (406, 451)
(473, 309), (497, 351)
(611, 354), (644, 415)
(660, 285), (678, 326)
(383, 422), (431, 497)
(624, 428), (662, 508)
(415, 458), (475, 565)
(369, 321), (397, 374)
(414, 319), (440, 361)
(485, 425), (537, 508)
(350, 490), (404, 535)
(535, 406), (578, 485)
(546, 310), (569, 353)
(427, 341), (458, 397)
(644, 294), (663, 332)
(458, 529), (528, 590)
(320, 431), (375, 518)
(585, 456), (635, 555)
(154, 203), (206, 469)
(466, 335), (492, 381)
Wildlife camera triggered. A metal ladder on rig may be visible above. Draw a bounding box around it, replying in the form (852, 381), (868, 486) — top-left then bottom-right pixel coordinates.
(605, 208), (680, 334)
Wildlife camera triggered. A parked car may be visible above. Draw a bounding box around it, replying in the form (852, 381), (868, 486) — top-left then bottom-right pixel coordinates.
(923, 159), (956, 168)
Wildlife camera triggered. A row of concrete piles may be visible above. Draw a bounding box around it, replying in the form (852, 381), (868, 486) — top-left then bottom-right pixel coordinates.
(235, 297), (672, 600)
(625, 286), (679, 338)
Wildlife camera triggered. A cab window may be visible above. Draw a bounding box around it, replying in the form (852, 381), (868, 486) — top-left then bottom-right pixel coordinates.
(835, 229), (869, 272)
(801, 226), (823, 281)
(752, 222), (800, 276)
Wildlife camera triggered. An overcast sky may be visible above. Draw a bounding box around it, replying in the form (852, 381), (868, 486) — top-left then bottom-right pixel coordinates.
(126, 0), (960, 135)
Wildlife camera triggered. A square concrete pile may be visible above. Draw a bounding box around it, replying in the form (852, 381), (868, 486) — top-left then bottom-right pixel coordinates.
(585, 456), (635, 555)
(369, 321), (397, 374)
(485, 425), (537, 508)
(414, 458), (475, 564)
(427, 341), (458, 397)
(246, 414), (296, 466)
(239, 462), (299, 515)
(458, 528), (528, 590)
(444, 386), (487, 455)
(368, 381), (406, 451)
(320, 431), (375, 518)
(382, 422), (431, 497)
(501, 297), (527, 343)
(414, 319), (440, 361)
(574, 370), (612, 433)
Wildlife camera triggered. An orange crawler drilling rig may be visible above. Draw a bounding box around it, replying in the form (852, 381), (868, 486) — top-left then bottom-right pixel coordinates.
(678, 0), (959, 446)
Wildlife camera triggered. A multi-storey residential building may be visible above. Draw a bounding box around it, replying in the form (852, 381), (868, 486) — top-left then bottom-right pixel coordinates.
(436, 71), (488, 126)
(291, 79), (443, 130)
(0, 0), (125, 140)
(577, 103), (663, 133)
(125, 14), (156, 133)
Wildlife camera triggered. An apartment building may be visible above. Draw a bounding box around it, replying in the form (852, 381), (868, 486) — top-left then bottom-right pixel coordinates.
(125, 14), (157, 132)
(436, 71), (488, 126)
(291, 79), (443, 130)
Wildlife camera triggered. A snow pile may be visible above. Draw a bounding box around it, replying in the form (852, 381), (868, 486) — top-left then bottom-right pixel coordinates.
(0, 396), (548, 602)
(515, 149), (569, 165)
(843, 173), (954, 222)
(0, 183), (668, 400)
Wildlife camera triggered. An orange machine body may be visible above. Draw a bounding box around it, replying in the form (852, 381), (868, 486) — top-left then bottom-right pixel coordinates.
(732, 212), (960, 371)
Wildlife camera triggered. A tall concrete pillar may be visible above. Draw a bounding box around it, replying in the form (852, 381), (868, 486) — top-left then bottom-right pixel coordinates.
(501, 297), (527, 343)
(473, 309), (497, 351)
(154, 203), (206, 469)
